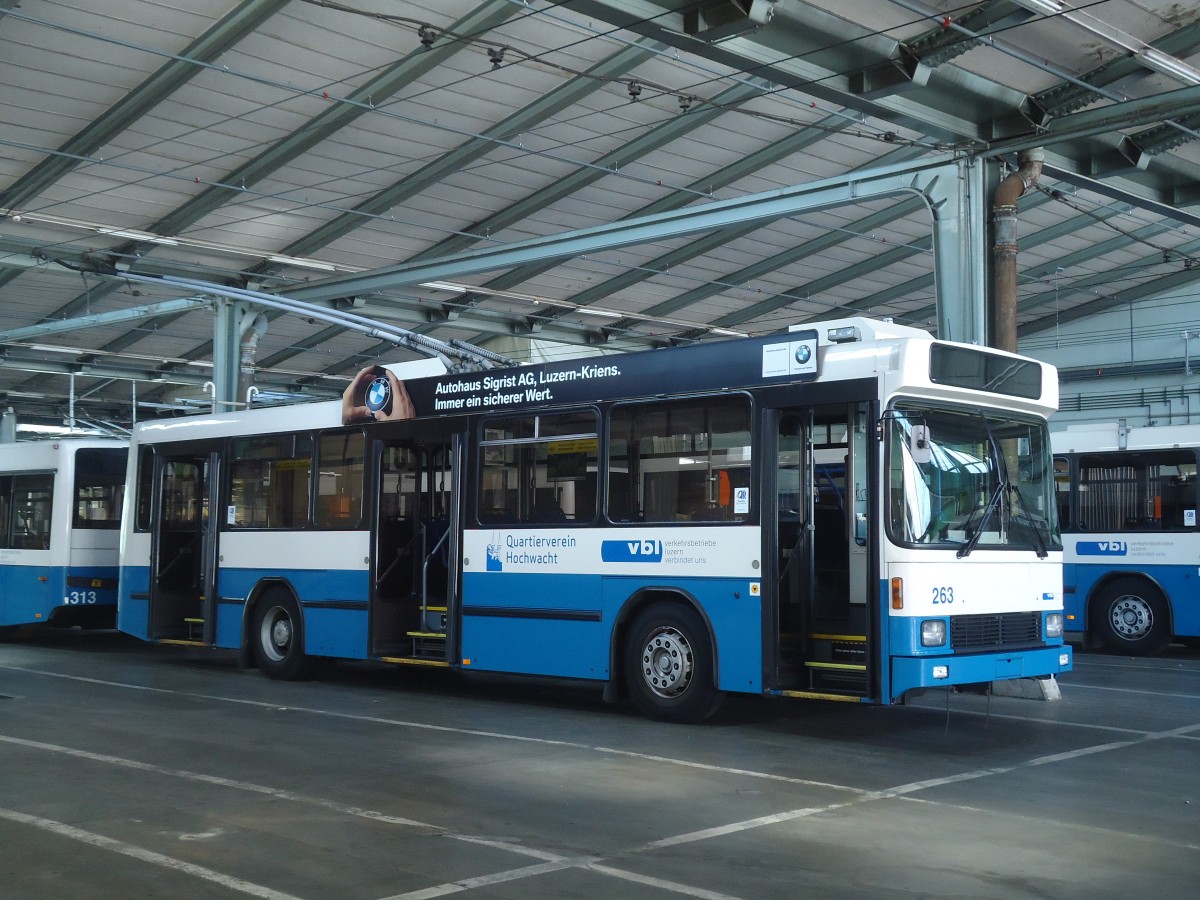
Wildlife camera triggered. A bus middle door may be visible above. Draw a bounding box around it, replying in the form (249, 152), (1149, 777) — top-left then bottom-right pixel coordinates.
(149, 449), (219, 644)
(371, 434), (459, 663)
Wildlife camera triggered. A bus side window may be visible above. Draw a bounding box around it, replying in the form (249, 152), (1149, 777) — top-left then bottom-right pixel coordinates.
(315, 432), (364, 528)
(607, 395), (751, 524)
(10, 473), (53, 549)
(477, 411), (598, 526)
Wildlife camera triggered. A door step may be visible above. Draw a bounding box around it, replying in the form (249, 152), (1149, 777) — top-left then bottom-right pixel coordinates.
(406, 630), (447, 660)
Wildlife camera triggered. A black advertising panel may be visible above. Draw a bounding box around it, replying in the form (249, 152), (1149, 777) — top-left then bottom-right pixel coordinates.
(399, 330), (820, 419)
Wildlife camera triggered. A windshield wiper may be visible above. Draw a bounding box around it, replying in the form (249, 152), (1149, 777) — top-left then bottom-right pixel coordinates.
(1006, 483), (1050, 559)
(956, 481), (1006, 559)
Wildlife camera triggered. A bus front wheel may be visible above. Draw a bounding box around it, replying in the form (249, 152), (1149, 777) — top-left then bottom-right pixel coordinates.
(252, 589), (316, 680)
(1093, 578), (1171, 656)
(623, 603), (723, 723)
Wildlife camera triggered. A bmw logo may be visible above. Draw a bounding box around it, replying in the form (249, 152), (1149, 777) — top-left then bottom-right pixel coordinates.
(365, 376), (392, 414)
(794, 344), (812, 365)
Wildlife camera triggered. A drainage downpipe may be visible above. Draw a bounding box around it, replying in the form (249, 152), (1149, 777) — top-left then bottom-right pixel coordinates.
(992, 148), (1044, 353)
(238, 313), (269, 406)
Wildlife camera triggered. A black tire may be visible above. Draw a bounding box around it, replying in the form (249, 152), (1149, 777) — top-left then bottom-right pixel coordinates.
(623, 602), (723, 723)
(251, 589), (316, 680)
(1092, 577), (1171, 656)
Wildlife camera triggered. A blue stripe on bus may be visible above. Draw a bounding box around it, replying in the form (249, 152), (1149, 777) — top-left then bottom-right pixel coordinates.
(1, 564), (118, 627)
(461, 572), (762, 690)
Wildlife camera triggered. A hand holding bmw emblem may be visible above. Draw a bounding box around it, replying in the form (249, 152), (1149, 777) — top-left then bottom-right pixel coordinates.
(341, 365), (417, 424)
(365, 375), (393, 417)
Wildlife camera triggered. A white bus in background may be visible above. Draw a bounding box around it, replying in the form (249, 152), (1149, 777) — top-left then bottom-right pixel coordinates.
(1052, 422), (1199, 655)
(118, 318), (1071, 722)
(0, 439), (128, 634)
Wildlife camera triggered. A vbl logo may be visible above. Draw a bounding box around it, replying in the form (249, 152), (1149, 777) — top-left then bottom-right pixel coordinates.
(1077, 540), (1129, 556)
(601, 539), (664, 563)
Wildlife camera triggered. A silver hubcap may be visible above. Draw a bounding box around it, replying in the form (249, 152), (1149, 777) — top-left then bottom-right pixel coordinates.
(260, 606), (292, 662)
(1110, 595), (1153, 640)
(641, 626), (694, 698)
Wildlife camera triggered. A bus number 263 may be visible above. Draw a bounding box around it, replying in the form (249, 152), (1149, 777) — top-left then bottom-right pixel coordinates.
(64, 591), (98, 605)
(931, 586), (955, 605)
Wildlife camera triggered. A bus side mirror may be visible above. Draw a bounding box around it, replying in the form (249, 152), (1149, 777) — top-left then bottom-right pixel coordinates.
(910, 425), (932, 464)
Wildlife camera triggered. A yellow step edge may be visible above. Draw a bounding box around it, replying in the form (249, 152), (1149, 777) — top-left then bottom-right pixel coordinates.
(803, 661), (867, 671)
(379, 657), (451, 668)
(406, 631), (446, 638)
(183, 617), (204, 624)
(423, 606), (447, 612)
(809, 633), (866, 642)
(159, 639), (207, 647)
(779, 690), (864, 703)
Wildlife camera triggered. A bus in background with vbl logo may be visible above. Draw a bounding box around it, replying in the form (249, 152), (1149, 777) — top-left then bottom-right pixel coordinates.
(0, 438), (127, 635)
(117, 317), (1070, 721)
(1052, 421), (1199, 655)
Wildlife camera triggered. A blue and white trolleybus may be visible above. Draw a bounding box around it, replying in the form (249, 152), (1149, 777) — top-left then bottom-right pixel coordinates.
(0, 438), (127, 633)
(1052, 421), (1199, 655)
(118, 317), (1070, 720)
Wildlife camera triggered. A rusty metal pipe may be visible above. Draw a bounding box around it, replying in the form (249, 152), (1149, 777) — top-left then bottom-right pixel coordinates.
(992, 148), (1044, 352)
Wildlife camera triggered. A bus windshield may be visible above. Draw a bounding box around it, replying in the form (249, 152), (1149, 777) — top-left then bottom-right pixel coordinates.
(887, 402), (1060, 554)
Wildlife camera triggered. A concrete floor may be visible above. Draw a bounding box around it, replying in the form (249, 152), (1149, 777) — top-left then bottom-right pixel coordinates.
(0, 630), (1196, 899)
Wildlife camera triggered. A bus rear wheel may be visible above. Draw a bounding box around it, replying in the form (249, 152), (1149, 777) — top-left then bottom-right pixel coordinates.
(624, 603), (723, 723)
(252, 589), (316, 680)
(1093, 578), (1171, 656)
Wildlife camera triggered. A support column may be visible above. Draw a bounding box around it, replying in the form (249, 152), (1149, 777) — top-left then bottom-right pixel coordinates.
(930, 156), (987, 345)
(210, 297), (243, 412)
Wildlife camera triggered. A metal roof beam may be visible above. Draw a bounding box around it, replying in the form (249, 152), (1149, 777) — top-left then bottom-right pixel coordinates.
(986, 84), (1200, 157)
(144, 0), (519, 241)
(457, 111), (865, 315)
(287, 155), (963, 302)
(1039, 162), (1200, 230)
(0, 298), (210, 343)
(276, 40), (662, 261)
(1019, 243), (1200, 336)
(1034, 20), (1200, 116)
(0, 0), (291, 213)
(632, 196), (928, 327)
(532, 145), (929, 332)
(402, 79), (768, 265)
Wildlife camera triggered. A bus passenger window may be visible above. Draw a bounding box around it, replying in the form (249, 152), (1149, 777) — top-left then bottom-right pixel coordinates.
(1078, 449), (1197, 532)
(73, 448), (127, 529)
(477, 411), (598, 526)
(6, 473), (54, 549)
(607, 395), (751, 524)
(230, 433), (314, 529)
(316, 432), (365, 528)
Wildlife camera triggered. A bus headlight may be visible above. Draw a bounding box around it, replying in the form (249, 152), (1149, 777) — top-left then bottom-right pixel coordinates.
(1045, 613), (1063, 639)
(921, 619), (947, 647)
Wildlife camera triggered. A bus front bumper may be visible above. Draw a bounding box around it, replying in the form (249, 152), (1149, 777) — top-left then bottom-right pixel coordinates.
(892, 644), (1072, 696)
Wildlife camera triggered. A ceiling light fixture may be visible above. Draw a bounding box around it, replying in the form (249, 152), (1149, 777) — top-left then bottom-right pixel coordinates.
(1011, 0), (1064, 15)
(268, 254), (337, 272)
(98, 228), (178, 245)
(420, 281), (470, 293)
(1136, 47), (1200, 86)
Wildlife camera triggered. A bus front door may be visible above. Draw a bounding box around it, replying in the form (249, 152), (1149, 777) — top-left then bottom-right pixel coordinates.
(148, 450), (220, 644)
(775, 403), (871, 697)
(370, 434), (460, 663)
